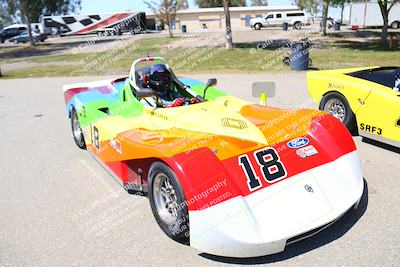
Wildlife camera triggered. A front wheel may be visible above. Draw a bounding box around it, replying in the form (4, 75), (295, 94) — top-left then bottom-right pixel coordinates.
(254, 23), (262, 30)
(391, 21), (400, 29)
(70, 107), (86, 149)
(148, 162), (189, 242)
(319, 92), (357, 133)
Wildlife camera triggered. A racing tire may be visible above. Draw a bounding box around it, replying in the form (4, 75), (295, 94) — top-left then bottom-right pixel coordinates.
(70, 107), (86, 149)
(319, 92), (357, 133)
(293, 22), (302, 30)
(254, 23), (262, 30)
(148, 162), (189, 242)
(13, 39), (18, 44)
(391, 21), (400, 29)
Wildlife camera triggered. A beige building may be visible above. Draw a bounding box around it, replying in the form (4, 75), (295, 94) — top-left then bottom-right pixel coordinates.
(148, 5), (300, 31)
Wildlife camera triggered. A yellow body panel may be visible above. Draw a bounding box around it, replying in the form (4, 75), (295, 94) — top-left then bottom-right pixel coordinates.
(307, 67), (400, 147)
(84, 95), (322, 163)
(89, 95), (268, 144)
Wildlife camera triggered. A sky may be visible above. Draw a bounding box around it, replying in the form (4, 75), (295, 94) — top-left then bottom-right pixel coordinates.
(80, 0), (299, 14)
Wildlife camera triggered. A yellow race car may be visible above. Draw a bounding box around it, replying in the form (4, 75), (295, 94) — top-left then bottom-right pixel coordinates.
(307, 67), (400, 148)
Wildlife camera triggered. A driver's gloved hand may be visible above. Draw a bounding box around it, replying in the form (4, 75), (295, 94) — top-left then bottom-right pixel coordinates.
(190, 97), (200, 104)
(165, 98), (185, 108)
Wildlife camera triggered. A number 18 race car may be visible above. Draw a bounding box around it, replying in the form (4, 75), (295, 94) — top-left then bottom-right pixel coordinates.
(63, 57), (364, 258)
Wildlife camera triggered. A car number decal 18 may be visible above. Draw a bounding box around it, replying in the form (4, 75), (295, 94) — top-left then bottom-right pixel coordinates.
(90, 125), (100, 150)
(238, 148), (287, 191)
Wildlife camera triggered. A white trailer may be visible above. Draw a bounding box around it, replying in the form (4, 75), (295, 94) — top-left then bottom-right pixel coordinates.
(42, 12), (147, 36)
(343, 1), (400, 28)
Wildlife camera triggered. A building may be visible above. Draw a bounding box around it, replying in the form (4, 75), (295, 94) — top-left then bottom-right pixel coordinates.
(147, 5), (300, 31)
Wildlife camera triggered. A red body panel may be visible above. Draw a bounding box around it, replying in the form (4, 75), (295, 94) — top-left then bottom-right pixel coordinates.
(162, 115), (357, 211)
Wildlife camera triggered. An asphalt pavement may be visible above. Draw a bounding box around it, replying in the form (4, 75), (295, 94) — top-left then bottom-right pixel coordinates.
(0, 73), (399, 266)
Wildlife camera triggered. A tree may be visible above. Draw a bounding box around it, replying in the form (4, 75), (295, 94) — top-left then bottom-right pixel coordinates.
(5, 0), (81, 46)
(195, 0), (242, 49)
(223, 0), (233, 49)
(145, 0), (188, 38)
(0, 0), (14, 28)
(320, 0), (330, 36)
(294, 0), (320, 16)
(377, 0), (399, 45)
(195, 0), (246, 8)
(250, 0), (268, 6)
(330, 0), (349, 24)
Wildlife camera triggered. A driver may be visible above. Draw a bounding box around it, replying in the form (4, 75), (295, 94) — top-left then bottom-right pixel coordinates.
(147, 64), (199, 108)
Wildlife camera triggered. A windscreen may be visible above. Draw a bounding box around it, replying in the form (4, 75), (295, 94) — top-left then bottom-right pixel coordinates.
(346, 67), (400, 88)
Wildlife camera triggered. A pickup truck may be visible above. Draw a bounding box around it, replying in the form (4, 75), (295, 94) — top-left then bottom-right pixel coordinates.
(250, 11), (310, 30)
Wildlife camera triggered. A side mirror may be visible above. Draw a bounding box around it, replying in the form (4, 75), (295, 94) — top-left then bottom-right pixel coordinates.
(136, 88), (155, 99)
(203, 78), (217, 98)
(251, 82), (276, 106)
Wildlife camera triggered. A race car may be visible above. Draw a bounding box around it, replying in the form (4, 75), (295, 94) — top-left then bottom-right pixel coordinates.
(307, 66), (400, 148)
(63, 57), (364, 258)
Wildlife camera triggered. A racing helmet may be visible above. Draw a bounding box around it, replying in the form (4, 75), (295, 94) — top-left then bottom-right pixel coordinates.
(148, 64), (172, 93)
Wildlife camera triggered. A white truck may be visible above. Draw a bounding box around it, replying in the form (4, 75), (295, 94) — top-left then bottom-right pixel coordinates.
(343, 2), (400, 29)
(250, 11), (310, 30)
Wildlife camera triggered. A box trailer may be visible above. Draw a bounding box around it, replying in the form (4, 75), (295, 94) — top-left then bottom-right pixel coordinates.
(42, 12), (147, 36)
(343, 1), (400, 28)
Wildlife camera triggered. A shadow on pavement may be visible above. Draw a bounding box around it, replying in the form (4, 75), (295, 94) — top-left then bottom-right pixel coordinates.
(362, 137), (400, 153)
(199, 179), (369, 264)
(0, 37), (124, 59)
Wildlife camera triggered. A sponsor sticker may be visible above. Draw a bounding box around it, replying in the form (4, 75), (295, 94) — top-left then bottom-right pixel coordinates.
(110, 139), (122, 154)
(287, 137), (309, 149)
(296, 145), (318, 158)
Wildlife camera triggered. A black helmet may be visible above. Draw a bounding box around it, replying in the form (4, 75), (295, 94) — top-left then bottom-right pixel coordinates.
(149, 64), (172, 93)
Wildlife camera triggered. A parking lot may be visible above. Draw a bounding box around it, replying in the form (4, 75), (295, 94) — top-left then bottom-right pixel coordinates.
(0, 73), (399, 266)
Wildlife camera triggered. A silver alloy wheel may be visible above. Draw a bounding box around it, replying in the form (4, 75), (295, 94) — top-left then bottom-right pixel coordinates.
(72, 112), (82, 142)
(153, 172), (179, 226)
(392, 21), (399, 29)
(323, 98), (346, 122)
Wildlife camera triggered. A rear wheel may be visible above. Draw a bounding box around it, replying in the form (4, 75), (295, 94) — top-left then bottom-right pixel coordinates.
(391, 21), (400, 29)
(148, 162), (189, 242)
(71, 107), (86, 149)
(293, 22), (302, 30)
(254, 23), (262, 30)
(320, 92), (357, 133)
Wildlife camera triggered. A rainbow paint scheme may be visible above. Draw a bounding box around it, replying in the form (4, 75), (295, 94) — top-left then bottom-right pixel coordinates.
(63, 57), (364, 257)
